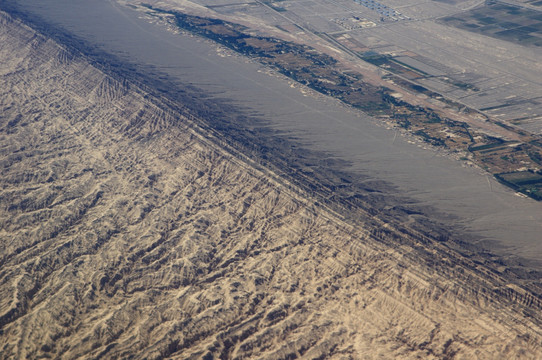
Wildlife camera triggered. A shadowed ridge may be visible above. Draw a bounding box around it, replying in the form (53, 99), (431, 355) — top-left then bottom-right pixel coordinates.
(1, 8), (542, 360)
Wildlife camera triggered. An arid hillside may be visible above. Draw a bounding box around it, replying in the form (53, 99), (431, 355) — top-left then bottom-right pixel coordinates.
(1, 10), (542, 359)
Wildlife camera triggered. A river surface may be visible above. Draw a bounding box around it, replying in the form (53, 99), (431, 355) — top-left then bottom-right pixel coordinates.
(6, 0), (542, 265)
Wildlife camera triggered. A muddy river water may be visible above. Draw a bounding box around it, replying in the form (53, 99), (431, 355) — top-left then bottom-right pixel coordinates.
(6, 0), (542, 266)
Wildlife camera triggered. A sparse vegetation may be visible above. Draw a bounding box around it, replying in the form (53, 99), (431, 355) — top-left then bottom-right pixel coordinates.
(142, 7), (542, 200)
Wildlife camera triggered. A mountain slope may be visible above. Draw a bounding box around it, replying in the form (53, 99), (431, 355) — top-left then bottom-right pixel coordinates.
(1, 10), (541, 359)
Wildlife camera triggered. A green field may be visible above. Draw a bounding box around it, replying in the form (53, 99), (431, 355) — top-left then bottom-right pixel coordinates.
(440, 2), (542, 47)
(496, 171), (542, 199)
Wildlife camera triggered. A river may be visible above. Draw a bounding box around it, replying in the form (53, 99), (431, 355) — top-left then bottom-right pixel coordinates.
(5, 0), (542, 267)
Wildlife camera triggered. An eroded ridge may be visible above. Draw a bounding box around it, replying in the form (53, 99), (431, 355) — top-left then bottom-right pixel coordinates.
(1, 11), (542, 360)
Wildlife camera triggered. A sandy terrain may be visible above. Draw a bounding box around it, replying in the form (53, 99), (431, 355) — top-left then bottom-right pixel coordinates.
(1, 10), (542, 359)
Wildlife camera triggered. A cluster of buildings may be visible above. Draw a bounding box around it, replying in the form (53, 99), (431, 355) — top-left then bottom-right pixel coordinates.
(353, 0), (410, 21)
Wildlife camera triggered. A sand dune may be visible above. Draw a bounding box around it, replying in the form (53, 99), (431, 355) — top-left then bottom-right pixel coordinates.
(1, 10), (542, 359)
